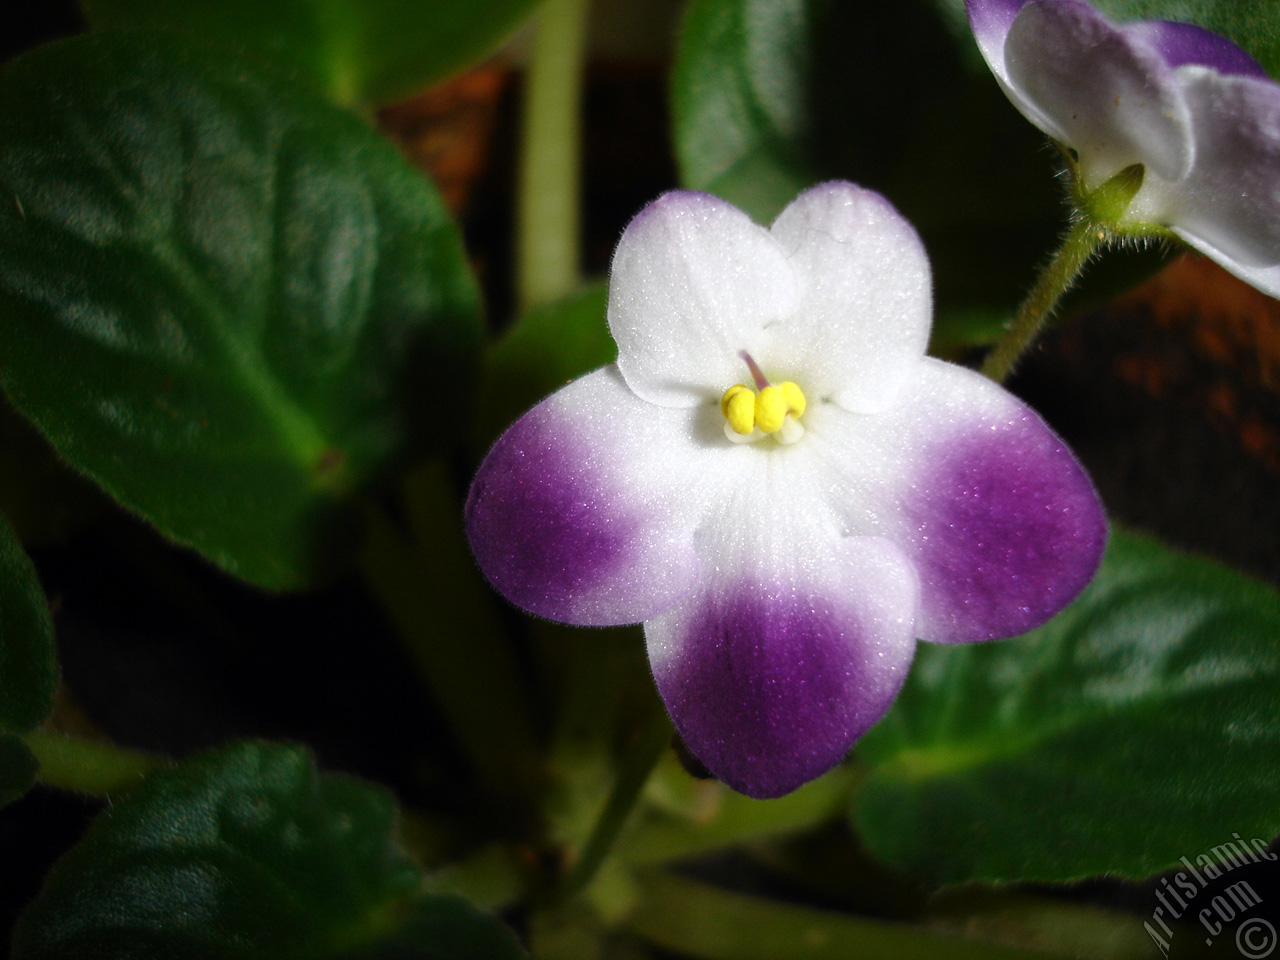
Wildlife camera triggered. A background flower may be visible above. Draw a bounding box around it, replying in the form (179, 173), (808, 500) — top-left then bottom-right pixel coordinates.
(466, 183), (1106, 798)
(967, 0), (1280, 297)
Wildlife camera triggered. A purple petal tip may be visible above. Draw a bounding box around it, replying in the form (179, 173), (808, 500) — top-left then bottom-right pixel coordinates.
(653, 583), (914, 799)
(465, 406), (636, 624)
(909, 416), (1107, 644)
(1130, 19), (1269, 81)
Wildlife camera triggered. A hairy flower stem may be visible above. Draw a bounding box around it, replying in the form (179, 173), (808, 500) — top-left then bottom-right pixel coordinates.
(558, 703), (672, 902)
(517, 0), (590, 314)
(980, 218), (1106, 383)
(26, 731), (165, 796)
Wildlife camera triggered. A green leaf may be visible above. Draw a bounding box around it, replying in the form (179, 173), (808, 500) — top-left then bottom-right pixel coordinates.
(0, 733), (39, 809)
(671, 0), (1064, 317)
(0, 32), (481, 590)
(12, 740), (527, 959)
(671, 0), (818, 225)
(0, 513), (56, 735)
(473, 282), (613, 447)
(0, 399), (106, 548)
(854, 529), (1280, 885)
(79, 0), (542, 107)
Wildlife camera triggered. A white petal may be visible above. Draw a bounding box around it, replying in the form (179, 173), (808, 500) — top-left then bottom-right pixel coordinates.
(1169, 238), (1280, 299)
(1004, 0), (1193, 187)
(608, 191), (799, 408)
(1142, 67), (1280, 272)
(967, 0), (1033, 90)
(768, 182), (932, 413)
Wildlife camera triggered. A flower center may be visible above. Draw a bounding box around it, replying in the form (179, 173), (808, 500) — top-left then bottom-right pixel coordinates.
(719, 351), (806, 445)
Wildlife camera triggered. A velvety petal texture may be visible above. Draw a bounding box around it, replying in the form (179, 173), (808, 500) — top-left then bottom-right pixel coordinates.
(468, 183), (1106, 798)
(768, 183), (931, 413)
(649, 535), (918, 799)
(804, 360), (1107, 645)
(466, 368), (706, 627)
(967, 0), (1033, 87)
(609, 192), (798, 408)
(967, 0), (1280, 298)
(1155, 69), (1280, 268)
(1005, 0), (1192, 185)
(1128, 20), (1269, 79)
(875, 362), (1106, 643)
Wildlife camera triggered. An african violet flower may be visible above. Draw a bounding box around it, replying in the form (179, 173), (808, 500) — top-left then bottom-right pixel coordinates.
(968, 0), (1280, 296)
(466, 183), (1106, 798)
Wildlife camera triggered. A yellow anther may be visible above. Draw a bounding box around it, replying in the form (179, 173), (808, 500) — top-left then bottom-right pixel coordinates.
(721, 358), (808, 443)
(720, 383), (750, 418)
(779, 381), (806, 419)
(720, 384), (756, 435)
(755, 385), (788, 433)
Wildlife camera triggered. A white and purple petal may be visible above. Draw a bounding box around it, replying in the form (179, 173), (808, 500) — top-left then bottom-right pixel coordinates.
(966, 0), (1034, 88)
(1125, 20), (1268, 80)
(808, 359), (1106, 644)
(1143, 68), (1280, 290)
(466, 367), (716, 626)
(608, 191), (798, 408)
(1003, 0), (1194, 186)
(647, 532), (918, 799)
(768, 182), (932, 413)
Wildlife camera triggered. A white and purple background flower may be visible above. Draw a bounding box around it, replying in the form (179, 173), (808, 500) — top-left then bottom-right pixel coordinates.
(968, 0), (1280, 297)
(466, 183), (1106, 799)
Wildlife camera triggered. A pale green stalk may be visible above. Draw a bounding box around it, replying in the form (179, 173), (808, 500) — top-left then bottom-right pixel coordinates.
(557, 703), (672, 902)
(517, 0), (591, 313)
(27, 730), (165, 796)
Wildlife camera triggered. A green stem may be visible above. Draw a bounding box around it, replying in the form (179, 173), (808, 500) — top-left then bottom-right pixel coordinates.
(925, 888), (1177, 960)
(26, 731), (165, 796)
(980, 218), (1106, 383)
(558, 703), (671, 901)
(626, 871), (1094, 960)
(517, 0), (590, 313)
(617, 763), (859, 866)
(428, 842), (528, 912)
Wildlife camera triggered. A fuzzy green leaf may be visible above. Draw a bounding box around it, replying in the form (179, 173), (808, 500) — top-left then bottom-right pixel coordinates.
(0, 32), (481, 589)
(12, 741), (526, 959)
(855, 530), (1280, 885)
(80, 0), (542, 107)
